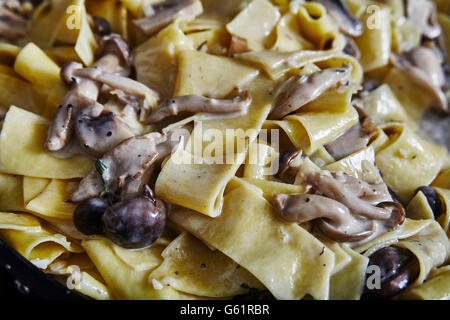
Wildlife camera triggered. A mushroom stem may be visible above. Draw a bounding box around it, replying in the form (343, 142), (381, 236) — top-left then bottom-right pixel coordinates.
(324, 116), (377, 161)
(146, 91), (252, 124)
(70, 132), (180, 202)
(272, 193), (376, 242)
(305, 172), (391, 220)
(268, 64), (352, 120)
(133, 0), (203, 36)
(391, 47), (448, 113)
(72, 67), (160, 100)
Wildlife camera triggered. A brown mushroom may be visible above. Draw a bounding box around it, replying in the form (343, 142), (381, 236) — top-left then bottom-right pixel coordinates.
(268, 64), (353, 120)
(305, 172), (391, 220)
(324, 116), (378, 160)
(343, 35), (361, 59)
(271, 193), (376, 242)
(133, 0), (203, 36)
(391, 46), (448, 113)
(46, 34), (160, 158)
(75, 109), (135, 158)
(70, 132), (180, 202)
(146, 91), (252, 124)
(276, 149), (303, 184)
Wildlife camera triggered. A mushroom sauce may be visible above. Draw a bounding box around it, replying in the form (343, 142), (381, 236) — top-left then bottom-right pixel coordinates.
(0, 0), (449, 300)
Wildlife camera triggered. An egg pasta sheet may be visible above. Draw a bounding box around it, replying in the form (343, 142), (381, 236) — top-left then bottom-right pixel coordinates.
(0, 0), (448, 300)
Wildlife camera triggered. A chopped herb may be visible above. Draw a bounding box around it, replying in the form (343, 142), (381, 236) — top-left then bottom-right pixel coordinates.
(95, 159), (107, 176)
(95, 159), (109, 196)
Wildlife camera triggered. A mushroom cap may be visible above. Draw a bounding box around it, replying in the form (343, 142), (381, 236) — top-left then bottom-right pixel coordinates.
(60, 61), (84, 86)
(96, 33), (132, 74)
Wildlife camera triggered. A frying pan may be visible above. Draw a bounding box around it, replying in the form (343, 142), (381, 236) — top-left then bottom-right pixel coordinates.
(0, 237), (88, 300)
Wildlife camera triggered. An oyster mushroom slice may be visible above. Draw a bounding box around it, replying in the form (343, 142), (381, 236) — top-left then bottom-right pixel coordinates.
(46, 34), (144, 156)
(406, 0), (441, 39)
(305, 172), (391, 220)
(324, 116), (378, 161)
(146, 91), (252, 124)
(75, 110), (136, 158)
(133, 0), (203, 36)
(276, 149), (303, 184)
(391, 47), (448, 113)
(317, 219), (375, 243)
(71, 67), (160, 101)
(331, 172), (391, 204)
(312, 0), (363, 37)
(272, 193), (376, 242)
(268, 64), (352, 120)
(0, 5), (27, 40)
(70, 132), (179, 202)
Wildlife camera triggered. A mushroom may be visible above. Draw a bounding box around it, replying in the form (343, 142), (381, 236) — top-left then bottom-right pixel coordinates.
(46, 34), (160, 158)
(324, 116), (378, 160)
(331, 172), (392, 205)
(305, 171), (391, 220)
(268, 64), (353, 120)
(272, 171), (405, 242)
(75, 109), (136, 158)
(414, 186), (444, 219)
(146, 91), (252, 124)
(133, 0), (203, 36)
(69, 132), (180, 202)
(309, 0), (363, 37)
(102, 185), (167, 249)
(343, 35), (361, 59)
(362, 246), (420, 299)
(391, 46), (448, 113)
(276, 149), (303, 183)
(228, 35), (251, 57)
(0, 5), (27, 40)
(405, 0), (441, 39)
(89, 15), (112, 37)
(73, 184), (167, 249)
(271, 193), (376, 242)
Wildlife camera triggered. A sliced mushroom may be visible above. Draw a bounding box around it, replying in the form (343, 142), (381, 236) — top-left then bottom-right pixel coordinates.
(309, 0), (363, 37)
(75, 109), (135, 157)
(268, 64), (352, 120)
(70, 66), (160, 100)
(0, 5), (27, 40)
(272, 193), (376, 242)
(343, 36), (361, 59)
(146, 91), (252, 124)
(405, 0), (441, 39)
(276, 149), (303, 184)
(228, 35), (251, 57)
(331, 172), (391, 204)
(46, 34), (132, 155)
(133, 0), (203, 36)
(317, 219), (375, 242)
(47, 34), (160, 158)
(391, 46), (448, 113)
(324, 116), (378, 160)
(305, 171), (391, 220)
(70, 132), (180, 202)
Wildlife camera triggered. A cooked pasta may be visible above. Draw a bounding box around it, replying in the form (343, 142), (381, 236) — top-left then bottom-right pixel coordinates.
(0, 0), (449, 300)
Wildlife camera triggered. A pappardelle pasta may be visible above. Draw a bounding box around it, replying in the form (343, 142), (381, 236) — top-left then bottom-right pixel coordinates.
(0, 0), (449, 300)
